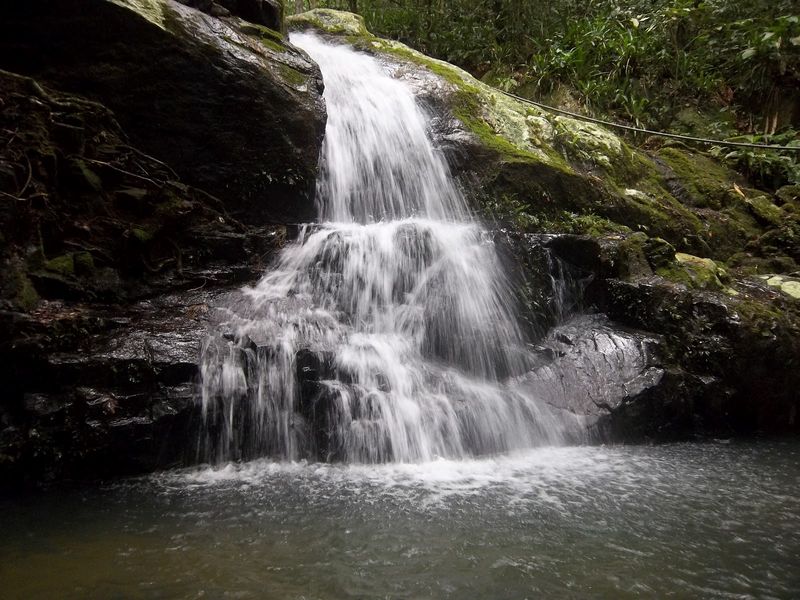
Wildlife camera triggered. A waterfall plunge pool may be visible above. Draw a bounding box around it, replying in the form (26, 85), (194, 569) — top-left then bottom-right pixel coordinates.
(2, 440), (799, 599)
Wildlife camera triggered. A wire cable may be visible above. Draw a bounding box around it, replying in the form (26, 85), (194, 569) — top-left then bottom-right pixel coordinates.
(497, 89), (800, 152)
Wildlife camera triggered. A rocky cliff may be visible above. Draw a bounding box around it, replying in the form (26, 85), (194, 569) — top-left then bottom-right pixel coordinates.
(0, 0), (326, 487)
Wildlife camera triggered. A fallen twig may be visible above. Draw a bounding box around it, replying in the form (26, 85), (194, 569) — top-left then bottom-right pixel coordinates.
(120, 144), (180, 180)
(0, 190), (22, 201)
(18, 155), (32, 197)
(82, 157), (162, 188)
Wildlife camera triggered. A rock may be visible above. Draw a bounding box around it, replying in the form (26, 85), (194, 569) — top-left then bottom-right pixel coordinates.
(0, 289), (228, 487)
(600, 277), (800, 437)
(209, 3), (231, 17)
(0, 0), (326, 225)
(656, 252), (728, 291)
(509, 230), (800, 441)
(760, 274), (800, 300)
(288, 9), (369, 36)
(518, 314), (666, 426)
(221, 0), (283, 30)
(0, 65), (296, 486)
(288, 10), (800, 278)
(288, 11), (711, 251)
(0, 69), (288, 307)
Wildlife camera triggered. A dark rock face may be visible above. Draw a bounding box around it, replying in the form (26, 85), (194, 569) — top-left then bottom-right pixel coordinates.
(177, 0), (284, 30)
(0, 0), (326, 225)
(519, 315), (666, 433)
(0, 0), (327, 488)
(0, 290), (226, 485)
(0, 70), (284, 307)
(599, 278), (800, 438)
(0, 71), (295, 487)
(533, 234), (800, 441)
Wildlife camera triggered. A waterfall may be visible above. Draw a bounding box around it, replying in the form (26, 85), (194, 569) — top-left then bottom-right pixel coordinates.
(198, 32), (580, 464)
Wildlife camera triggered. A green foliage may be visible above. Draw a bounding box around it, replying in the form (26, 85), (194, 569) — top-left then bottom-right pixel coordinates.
(291, 0), (800, 190)
(295, 1), (799, 140)
(710, 129), (800, 188)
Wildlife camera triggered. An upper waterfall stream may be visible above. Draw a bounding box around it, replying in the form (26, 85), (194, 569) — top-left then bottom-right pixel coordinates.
(198, 33), (582, 464)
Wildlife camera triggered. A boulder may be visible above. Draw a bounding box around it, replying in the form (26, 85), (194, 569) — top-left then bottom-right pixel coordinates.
(0, 0), (326, 225)
(0, 290), (227, 486)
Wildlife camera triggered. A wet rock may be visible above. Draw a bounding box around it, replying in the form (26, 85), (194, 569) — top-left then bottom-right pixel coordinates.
(519, 315), (666, 427)
(1, 0), (325, 225)
(0, 70), (289, 308)
(508, 230), (800, 441)
(600, 277), (800, 437)
(0, 289), (227, 487)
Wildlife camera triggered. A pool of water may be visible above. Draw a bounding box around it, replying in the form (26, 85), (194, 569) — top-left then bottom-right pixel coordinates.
(2, 441), (799, 599)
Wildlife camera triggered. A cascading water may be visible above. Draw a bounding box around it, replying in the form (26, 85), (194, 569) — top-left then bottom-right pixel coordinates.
(198, 32), (582, 464)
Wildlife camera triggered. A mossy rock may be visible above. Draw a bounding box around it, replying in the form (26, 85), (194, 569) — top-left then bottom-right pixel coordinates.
(759, 274), (800, 300)
(44, 254), (76, 277)
(287, 9), (369, 37)
(657, 252), (728, 290)
(656, 146), (741, 210)
(1, 0), (326, 226)
(130, 227), (155, 244)
(2, 258), (40, 311)
(616, 232), (653, 279)
(236, 22), (285, 53)
(110, 0), (166, 29)
(775, 184), (800, 206)
(551, 116), (639, 181)
(286, 8), (779, 267)
(73, 251), (95, 276)
(67, 158), (103, 193)
(745, 195), (785, 227)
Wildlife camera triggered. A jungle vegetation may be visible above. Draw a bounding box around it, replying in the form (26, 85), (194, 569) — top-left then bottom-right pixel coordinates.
(289, 0), (800, 189)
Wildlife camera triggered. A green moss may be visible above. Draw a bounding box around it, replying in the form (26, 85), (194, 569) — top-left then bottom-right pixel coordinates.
(111, 0), (166, 29)
(602, 181), (705, 246)
(745, 195), (785, 226)
(15, 275), (40, 311)
(642, 236), (676, 268)
(733, 299), (787, 334)
(238, 22), (286, 53)
(130, 228), (154, 243)
(551, 116), (640, 182)
(362, 38), (572, 170)
(657, 252), (727, 290)
(545, 211), (631, 237)
(287, 9), (369, 36)
(775, 184), (800, 206)
(278, 63), (307, 87)
(657, 147), (739, 210)
(73, 252), (95, 276)
(616, 232), (653, 279)
(44, 254), (75, 277)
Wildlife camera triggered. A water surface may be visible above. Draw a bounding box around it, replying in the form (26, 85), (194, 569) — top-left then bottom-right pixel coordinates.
(2, 441), (799, 599)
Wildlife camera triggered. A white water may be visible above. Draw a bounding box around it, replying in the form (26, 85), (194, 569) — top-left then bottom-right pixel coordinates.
(198, 33), (583, 464)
